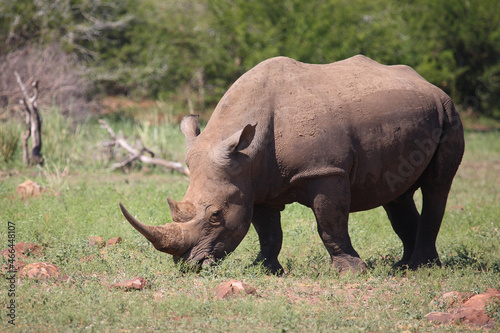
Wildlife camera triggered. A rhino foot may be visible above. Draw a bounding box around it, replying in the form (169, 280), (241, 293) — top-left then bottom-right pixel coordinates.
(393, 254), (441, 271)
(408, 258), (442, 270)
(252, 256), (284, 275)
(332, 255), (368, 275)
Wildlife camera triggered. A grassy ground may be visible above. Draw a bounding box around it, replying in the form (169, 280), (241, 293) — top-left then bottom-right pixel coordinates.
(0, 109), (499, 332)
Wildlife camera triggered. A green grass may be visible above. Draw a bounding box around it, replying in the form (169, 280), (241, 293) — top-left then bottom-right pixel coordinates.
(0, 112), (499, 332)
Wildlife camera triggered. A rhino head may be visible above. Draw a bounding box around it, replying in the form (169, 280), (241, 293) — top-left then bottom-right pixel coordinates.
(119, 115), (259, 269)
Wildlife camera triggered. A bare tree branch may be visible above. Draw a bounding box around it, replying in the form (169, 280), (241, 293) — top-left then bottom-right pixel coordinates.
(15, 71), (43, 166)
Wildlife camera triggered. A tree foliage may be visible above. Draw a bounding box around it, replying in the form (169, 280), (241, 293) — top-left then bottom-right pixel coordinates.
(1, 0), (499, 117)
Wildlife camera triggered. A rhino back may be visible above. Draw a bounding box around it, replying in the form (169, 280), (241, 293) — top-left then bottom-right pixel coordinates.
(200, 56), (452, 210)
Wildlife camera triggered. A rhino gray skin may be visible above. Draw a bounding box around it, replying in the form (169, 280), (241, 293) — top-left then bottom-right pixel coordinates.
(120, 55), (464, 274)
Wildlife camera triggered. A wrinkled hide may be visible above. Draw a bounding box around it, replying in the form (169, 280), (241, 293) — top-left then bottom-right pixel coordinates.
(120, 55), (464, 274)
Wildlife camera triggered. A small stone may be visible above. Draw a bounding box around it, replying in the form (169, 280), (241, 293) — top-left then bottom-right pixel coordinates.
(1, 261), (27, 274)
(15, 242), (42, 257)
(19, 262), (68, 281)
(453, 306), (491, 327)
(88, 236), (106, 248)
(426, 289), (499, 328)
(430, 290), (472, 308)
(463, 293), (491, 310)
(16, 180), (43, 198)
(107, 237), (122, 246)
(213, 280), (257, 299)
(110, 276), (150, 291)
(1, 242), (42, 259)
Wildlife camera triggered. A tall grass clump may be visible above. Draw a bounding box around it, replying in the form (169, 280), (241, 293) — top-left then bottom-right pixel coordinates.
(0, 122), (20, 163)
(41, 108), (96, 168)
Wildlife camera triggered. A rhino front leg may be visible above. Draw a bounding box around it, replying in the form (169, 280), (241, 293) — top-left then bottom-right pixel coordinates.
(306, 176), (367, 274)
(251, 204), (284, 274)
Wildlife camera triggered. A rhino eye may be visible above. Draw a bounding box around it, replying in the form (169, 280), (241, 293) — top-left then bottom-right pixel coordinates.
(209, 210), (223, 225)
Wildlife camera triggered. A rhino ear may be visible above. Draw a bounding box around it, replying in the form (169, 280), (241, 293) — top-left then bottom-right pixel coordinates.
(180, 115), (200, 150)
(221, 123), (257, 155)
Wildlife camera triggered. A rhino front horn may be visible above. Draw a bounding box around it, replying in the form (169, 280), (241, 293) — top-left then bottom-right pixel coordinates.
(119, 202), (192, 256)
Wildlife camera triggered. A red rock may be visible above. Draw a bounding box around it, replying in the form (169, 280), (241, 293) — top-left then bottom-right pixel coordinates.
(430, 290), (472, 309)
(107, 237), (122, 246)
(426, 289), (499, 328)
(19, 262), (68, 281)
(16, 180), (43, 198)
(425, 312), (453, 323)
(88, 236), (106, 248)
(110, 276), (150, 291)
(15, 242), (42, 257)
(486, 288), (500, 296)
(1, 261), (27, 273)
(0, 242), (42, 259)
(453, 306), (492, 327)
(213, 280), (257, 299)
(463, 293), (491, 310)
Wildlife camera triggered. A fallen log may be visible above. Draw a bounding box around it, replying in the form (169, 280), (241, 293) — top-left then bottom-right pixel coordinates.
(99, 119), (189, 176)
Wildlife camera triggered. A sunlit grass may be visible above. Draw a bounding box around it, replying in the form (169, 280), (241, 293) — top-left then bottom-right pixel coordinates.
(0, 111), (498, 332)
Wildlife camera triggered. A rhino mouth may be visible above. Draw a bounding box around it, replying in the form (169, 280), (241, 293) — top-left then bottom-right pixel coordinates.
(173, 250), (215, 270)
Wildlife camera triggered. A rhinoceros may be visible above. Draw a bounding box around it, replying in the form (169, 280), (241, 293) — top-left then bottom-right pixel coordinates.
(120, 55), (464, 274)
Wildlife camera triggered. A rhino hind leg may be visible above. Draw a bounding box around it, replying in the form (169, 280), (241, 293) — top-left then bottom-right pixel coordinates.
(307, 176), (367, 274)
(383, 189), (420, 268)
(251, 204), (284, 275)
(407, 110), (464, 269)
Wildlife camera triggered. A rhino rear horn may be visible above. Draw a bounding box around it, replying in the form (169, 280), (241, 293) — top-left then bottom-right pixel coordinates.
(167, 198), (196, 222)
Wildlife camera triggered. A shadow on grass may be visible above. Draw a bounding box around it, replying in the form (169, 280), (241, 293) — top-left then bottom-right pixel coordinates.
(441, 245), (500, 272)
(365, 245), (499, 273)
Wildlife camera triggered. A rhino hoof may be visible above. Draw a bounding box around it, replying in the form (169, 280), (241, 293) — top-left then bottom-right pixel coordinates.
(334, 256), (367, 275)
(252, 258), (284, 275)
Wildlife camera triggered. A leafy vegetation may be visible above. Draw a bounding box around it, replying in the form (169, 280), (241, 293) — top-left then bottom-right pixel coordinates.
(0, 110), (499, 331)
(1, 0), (499, 117)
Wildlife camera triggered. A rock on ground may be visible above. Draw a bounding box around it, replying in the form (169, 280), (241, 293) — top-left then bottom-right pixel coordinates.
(88, 236), (106, 248)
(19, 262), (68, 281)
(16, 180), (44, 198)
(107, 237), (122, 246)
(88, 236), (123, 247)
(1, 242), (42, 259)
(213, 280), (257, 300)
(110, 276), (150, 291)
(426, 288), (500, 329)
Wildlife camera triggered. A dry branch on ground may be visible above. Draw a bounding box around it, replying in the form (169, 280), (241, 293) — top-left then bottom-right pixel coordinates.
(99, 119), (189, 175)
